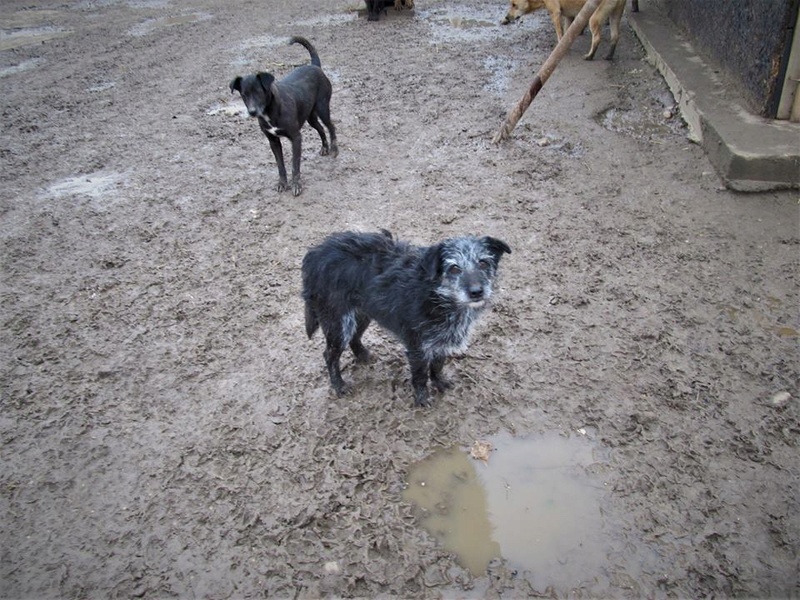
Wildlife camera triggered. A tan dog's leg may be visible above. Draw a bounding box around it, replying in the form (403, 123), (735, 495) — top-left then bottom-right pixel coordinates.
(584, 0), (608, 59)
(550, 9), (565, 39)
(585, 0), (624, 59)
(604, 0), (625, 59)
(585, 14), (601, 58)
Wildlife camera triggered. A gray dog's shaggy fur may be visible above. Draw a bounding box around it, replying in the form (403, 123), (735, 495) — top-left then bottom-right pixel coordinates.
(302, 230), (511, 406)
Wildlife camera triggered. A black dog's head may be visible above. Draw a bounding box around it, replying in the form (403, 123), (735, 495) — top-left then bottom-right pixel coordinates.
(422, 236), (511, 309)
(229, 73), (275, 119)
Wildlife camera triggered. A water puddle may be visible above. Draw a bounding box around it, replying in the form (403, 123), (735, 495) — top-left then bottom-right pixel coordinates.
(403, 430), (612, 588)
(46, 171), (124, 200)
(597, 106), (670, 140)
(127, 12), (212, 37)
(291, 13), (358, 28)
(419, 6), (505, 44)
(207, 101), (248, 118)
(0, 27), (72, 51)
(0, 58), (44, 78)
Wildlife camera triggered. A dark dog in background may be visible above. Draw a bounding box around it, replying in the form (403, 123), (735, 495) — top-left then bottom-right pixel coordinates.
(302, 230), (511, 407)
(229, 36), (337, 196)
(366, 0), (415, 21)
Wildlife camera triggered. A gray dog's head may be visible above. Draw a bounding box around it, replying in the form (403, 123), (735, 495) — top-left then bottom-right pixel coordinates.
(423, 236), (511, 309)
(229, 73), (275, 118)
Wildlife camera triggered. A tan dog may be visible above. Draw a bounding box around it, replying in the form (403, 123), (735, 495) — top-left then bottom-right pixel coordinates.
(501, 0), (626, 60)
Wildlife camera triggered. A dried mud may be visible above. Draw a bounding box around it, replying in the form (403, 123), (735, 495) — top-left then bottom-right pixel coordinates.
(1, 0), (798, 598)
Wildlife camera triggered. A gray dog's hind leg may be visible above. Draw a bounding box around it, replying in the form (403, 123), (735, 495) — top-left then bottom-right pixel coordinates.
(349, 313), (372, 363)
(324, 337), (348, 396)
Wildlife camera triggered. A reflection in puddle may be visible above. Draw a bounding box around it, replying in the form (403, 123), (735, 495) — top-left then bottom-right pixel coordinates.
(403, 445), (500, 574)
(403, 431), (610, 588)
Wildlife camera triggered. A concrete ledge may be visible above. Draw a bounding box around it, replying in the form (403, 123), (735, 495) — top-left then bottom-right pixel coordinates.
(629, 6), (800, 192)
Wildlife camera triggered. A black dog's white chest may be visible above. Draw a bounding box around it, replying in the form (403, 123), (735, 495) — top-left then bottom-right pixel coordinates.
(260, 115), (285, 137)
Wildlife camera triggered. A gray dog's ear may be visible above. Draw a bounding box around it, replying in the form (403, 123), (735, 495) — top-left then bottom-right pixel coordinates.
(229, 77), (242, 93)
(420, 243), (443, 281)
(482, 237), (512, 262)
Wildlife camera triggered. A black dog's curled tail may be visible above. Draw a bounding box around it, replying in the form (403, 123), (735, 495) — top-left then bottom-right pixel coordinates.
(289, 36), (321, 68)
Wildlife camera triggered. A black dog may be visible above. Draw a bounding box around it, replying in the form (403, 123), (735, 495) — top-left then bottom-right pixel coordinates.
(229, 36), (337, 196)
(302, 230), (511, 407)
(366, 0), (414, 21)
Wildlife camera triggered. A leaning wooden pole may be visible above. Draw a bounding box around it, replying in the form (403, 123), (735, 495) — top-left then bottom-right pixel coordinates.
(492, 0), (603, 144)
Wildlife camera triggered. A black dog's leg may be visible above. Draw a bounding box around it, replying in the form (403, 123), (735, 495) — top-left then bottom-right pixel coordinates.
(429, 356), (452, 394)
(265, 132), (289, 192)
(314, 105), (338, 158)
(407, 350), (431, 407)
(289, 134), (303, 196)
(366, 0), (380, 20)
(350, 313), (372, 363)
(307, 113), (330, 156)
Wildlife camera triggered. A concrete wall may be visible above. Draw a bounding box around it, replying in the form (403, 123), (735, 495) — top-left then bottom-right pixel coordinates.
(650, 0), (798, 117)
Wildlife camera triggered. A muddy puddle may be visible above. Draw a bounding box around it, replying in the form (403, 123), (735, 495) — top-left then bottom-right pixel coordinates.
(127, 13), (213, 37)
(419, 5), (506, 44)
(403, 430), (622, 590)
(46, 171), (125, 201)
(0, 27), (72, 52)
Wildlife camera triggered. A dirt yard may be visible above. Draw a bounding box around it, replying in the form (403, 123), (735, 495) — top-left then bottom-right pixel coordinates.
(1, 0), (798, 597)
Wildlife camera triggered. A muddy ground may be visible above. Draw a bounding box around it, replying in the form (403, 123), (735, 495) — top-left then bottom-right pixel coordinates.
(1, 0), (798, 597)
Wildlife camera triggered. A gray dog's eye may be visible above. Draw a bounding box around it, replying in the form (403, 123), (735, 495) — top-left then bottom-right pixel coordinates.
(447, 265), (462, 276)
(478, 260), (491, 271)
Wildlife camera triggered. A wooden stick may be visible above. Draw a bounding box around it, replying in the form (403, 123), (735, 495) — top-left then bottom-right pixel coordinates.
(492, 0), (603, 144)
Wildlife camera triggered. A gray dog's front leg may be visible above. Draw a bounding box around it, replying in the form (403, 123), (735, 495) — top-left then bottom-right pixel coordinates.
(429, 357), (452, 393)
(408, 350), (431, 407)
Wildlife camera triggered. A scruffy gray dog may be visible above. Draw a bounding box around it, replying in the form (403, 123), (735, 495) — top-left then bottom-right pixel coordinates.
(302, 230), (511, 407)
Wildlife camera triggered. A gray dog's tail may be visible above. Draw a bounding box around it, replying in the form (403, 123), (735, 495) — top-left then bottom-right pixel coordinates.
(304, 300), (319, 338)
(290, 36), (321, 68)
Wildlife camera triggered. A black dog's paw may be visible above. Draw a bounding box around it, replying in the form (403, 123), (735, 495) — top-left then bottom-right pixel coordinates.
(333, 381), (353, 397)
(291, 182), (303, 196)
(277, 180), (290, 193)
(319, 145), (339, 158)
